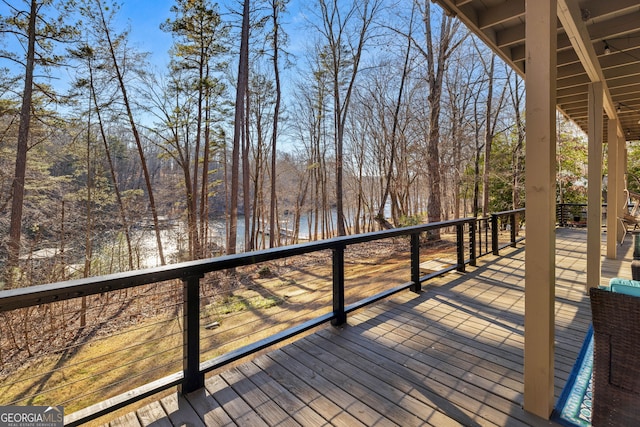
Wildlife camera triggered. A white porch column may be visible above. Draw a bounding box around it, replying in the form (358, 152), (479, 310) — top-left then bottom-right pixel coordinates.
(620, 135), (627, 237)
(607, 119), (619, 259)
(524, 0), (556, 418)
(587, 82), (603, 291)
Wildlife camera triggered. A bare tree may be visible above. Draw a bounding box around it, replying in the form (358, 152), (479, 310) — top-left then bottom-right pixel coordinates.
(291, 71), (332, 240)
(444, 43), (476, 219)
(414, 1), (464, 236)
(248, 73), (274, 249)
(313, 0), (383, 236)
(228, 0), (250, 254)
(474, 41), (509, 217)
(268, 0), (289, 247)
(375, 4), (416, 229)
(471, 85), (484, 218)
(507, 72), (525, 211)
(80, 0), (166, 265)
(70, 45), (135, 272)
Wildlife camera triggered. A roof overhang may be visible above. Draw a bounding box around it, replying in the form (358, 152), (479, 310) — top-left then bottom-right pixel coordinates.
(433, 0), (640, 141)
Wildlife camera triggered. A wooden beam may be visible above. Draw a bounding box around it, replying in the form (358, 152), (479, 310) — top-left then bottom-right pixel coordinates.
(524, 0), (556, 419)
(603, 63), (640, 82)
(557, 74), (591, 90)
(557, 83), (588, 99)
(557, 61), (591, 80)
(599, 47), (640, 69)
(607, 118), (619, 259)
(557, 0), (622, 133)
(579, 0), (640, 19)
(586, 10), (640, 42)
(621, 136), (628, 242)
(587, 82), (603, 291)
(607, 75), (640, 90)
(478, 0), (524, 29)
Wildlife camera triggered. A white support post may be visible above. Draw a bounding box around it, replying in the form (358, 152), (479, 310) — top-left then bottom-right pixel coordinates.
(607, 120), (618, 259)
(619, 135), (627, 244)
(587, 82), (603, 291)
(523, 0), (556, 418)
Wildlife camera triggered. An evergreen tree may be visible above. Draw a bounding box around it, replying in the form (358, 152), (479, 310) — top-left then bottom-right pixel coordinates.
(0, 0), (77, 287)
(161, 0), (230, 259)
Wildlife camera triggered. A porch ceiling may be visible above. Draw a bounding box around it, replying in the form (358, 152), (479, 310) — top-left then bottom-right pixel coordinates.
(433, 0), (640, 142)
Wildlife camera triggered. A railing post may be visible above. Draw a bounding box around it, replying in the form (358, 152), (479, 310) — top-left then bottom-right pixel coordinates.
(410, 233), (421, 293)
(491, 213), (499, 255)
(477, 219), (483, 256)
(469, 220), (477, 267)
(180, 274), (204, 394)
(331, 244), (346, 326)
(559, 204), (565, 226)
(511, 213), (517, 247)
(484, 219), (490, 254)
(456, 223), (465, 272)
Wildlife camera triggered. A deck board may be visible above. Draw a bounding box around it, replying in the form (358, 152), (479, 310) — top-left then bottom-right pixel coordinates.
(109, 412), (141, 427)
(289, 337), (430, 427)
(158, 393), (205, 427)
(252, 352), (365, 427)
(342, 315), (536, 426)
(220, 367), (301, 427)
(313, 328), (499, 427)
(105, 228), (629, 426)
(236, 361), (329, 427)
(136, 401), (172, 427)
(267, 347), (388, 426)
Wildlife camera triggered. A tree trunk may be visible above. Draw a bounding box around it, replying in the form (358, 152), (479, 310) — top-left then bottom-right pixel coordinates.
(269, 0), (283, 248)
(200, 90), (211, 257)
(376, 4), (414, 230)
(96, 1), (165, 265)
(6, 0), (37, 287)
(242, 81), (251, 251)
(472, 98), (482, 218)
(419, 1), (463, 238)
(229, 0), (250, 254)
(481, 55), (495, 216)
(424, 3), (443, 233)
(88, 55), (134, 270)
(191, 58), (203, 259)
(510, 73), (525, 211)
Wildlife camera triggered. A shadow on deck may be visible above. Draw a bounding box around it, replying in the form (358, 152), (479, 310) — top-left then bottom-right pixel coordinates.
(98, 228), (631, 426)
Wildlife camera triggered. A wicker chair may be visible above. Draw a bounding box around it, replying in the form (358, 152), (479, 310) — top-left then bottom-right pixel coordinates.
(619, 189), (640, 244)
(589, 287), (640, 425)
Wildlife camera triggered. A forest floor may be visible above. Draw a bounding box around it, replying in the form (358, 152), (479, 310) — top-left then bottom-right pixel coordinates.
(0, 235), (460, 423)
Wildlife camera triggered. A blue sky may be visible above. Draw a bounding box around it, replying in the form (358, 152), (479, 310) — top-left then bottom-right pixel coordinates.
(0, 1), (175, 78)
(0, 1), (309, 88)
(113, 0), (175, 70)
(0, 0), (311, 137)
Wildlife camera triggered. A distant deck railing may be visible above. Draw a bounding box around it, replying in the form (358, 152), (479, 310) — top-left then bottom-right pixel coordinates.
(556, 202), (609, 227)
(0, 209), (524, 426)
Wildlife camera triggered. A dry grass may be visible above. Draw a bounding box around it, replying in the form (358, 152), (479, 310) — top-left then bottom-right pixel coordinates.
(0, 236), (459, 420)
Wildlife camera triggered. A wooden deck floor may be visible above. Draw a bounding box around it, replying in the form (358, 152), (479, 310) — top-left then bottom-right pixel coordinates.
(103, 228), (633, 427)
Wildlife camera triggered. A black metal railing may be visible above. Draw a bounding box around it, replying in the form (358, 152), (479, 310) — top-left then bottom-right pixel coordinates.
(556, 203), (608, 227)
(470, 208), (525, 258)
(491, 208), (525, 255)
(0, 210), (525, 426)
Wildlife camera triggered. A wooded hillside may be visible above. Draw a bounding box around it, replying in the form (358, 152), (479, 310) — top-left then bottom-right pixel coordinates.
(0, 0), (588, 289)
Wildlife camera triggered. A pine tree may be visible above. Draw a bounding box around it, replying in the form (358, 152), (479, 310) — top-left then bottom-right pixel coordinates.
(1, 0), (77, 287)
(161, 0), (229, 259)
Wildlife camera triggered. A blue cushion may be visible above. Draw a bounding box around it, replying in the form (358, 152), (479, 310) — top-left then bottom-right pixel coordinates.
(608, 277), (640, 297)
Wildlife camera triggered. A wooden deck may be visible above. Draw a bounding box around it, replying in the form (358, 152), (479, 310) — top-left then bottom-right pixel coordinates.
(102, 228), (633, 427)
